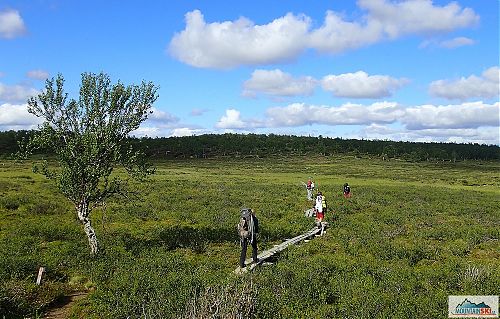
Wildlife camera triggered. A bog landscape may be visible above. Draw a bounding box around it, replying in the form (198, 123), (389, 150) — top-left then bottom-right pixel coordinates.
(1, 1), (499, 318)
(1, 145), (498, 318)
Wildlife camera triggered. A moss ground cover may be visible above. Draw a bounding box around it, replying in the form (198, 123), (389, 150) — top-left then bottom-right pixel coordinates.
(0, 156), (498, 318)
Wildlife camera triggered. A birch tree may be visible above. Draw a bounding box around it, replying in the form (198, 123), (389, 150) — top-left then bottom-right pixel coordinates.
(22, 72), (158, 255)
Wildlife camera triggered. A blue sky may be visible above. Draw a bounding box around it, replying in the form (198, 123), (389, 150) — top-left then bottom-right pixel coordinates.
(0, 0), (499, 144)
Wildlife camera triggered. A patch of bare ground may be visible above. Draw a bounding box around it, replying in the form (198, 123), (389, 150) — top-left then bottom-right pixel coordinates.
(43, 292), (88, 319)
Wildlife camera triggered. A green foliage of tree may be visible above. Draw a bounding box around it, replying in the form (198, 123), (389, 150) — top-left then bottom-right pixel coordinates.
(19, 72), (159, 255)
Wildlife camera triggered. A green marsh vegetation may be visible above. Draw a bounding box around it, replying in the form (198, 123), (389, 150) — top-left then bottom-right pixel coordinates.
(0, 156), (498, 318)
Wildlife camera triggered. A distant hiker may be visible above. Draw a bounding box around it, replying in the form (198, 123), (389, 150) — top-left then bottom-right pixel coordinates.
(306, 178), (315, 200)
(315, 192), (323, 221)
(343, 183), (351, 198)
(315, 192), (326, 235)
(238, 208), (259, 268)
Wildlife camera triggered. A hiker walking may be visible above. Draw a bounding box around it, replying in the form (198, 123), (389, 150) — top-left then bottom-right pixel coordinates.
(315, 192), (323, 220)
(343, 183), (351, 198)
(237, 208), (259, 268)
(306, 178), (315, 200)
(315, 192), (326, 235)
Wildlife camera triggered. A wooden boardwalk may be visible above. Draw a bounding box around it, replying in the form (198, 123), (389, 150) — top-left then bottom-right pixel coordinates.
(234, 222), (328, 274)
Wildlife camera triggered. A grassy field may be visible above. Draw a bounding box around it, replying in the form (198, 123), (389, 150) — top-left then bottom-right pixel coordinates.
(0, 156), (498, 318)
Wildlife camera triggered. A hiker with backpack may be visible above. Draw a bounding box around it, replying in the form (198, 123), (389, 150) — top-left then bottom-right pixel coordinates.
(237, 208), (259, 269)
(315, 192), (326, 235)
(306, 178), (315, 200)
(343, 183), (351, 198)
(314, 192), (323, 221)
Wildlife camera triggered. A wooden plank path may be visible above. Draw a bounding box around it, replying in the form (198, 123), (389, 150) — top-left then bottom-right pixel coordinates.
(234, 222), (328, 274)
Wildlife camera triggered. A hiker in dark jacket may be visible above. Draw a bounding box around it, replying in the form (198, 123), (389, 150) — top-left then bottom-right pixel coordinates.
(239, 209), (259, 268)
(343, 183), (351, 198)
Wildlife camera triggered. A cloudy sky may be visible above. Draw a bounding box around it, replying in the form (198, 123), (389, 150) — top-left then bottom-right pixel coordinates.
(1, 0), (499, 144)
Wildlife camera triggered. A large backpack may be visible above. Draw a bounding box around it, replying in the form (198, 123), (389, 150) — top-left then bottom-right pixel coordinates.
(238, 208), (253, 239)
(344, 184), (350, 194)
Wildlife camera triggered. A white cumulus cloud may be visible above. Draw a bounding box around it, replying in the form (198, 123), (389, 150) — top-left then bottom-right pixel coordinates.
(131, 126), (161, 137)
(131, 108), (181, 137)
(0, 103), (41, 130)
(215, 101), (499, 132)
(169, 10), (310, 69)
(310, 0), (478, 52)
(132, 125), (207, 138)
(171, 127), (207, 137)
(213, 101), (499, 144)
(243, 69), (317, 98)
(308, 10), (382, 53)
(169, 1), (478, 68)
(265, 102), (404, 127)
(358, 125), (499, 145)
(0, 9), (26, 39)
(321, 71), (409, 98)
(147, 107), (179, 124)
(402, 101), (499, 130)
(0, 83), (39, 103)
(215, 109), (247, 129)
(429, 66), (500, 100)
(358, 0), (479, 38)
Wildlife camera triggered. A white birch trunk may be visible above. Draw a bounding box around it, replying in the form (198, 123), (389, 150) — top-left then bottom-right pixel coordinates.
(77, 200), (99, 255)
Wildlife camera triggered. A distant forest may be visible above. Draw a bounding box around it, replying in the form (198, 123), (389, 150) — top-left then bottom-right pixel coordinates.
(0, 130), (498, 161)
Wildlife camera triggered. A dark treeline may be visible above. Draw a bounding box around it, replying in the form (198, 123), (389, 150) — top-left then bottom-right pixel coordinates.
(1, 130), (498, 161)
(0, 130), (34, 156)
(130, 133), (499, 161)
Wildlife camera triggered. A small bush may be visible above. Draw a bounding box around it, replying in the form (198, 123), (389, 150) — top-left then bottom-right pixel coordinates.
(0, 279), (67, 318)
(0, 196), (21, 210)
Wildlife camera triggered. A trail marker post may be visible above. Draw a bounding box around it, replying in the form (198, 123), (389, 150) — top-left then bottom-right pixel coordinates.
(36, 267), (45, 285)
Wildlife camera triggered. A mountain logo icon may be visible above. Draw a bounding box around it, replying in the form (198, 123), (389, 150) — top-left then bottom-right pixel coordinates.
(451, 297), (498, 317)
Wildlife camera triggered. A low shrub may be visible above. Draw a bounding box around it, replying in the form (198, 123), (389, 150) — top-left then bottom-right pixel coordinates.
(0, 279), (68, 318)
